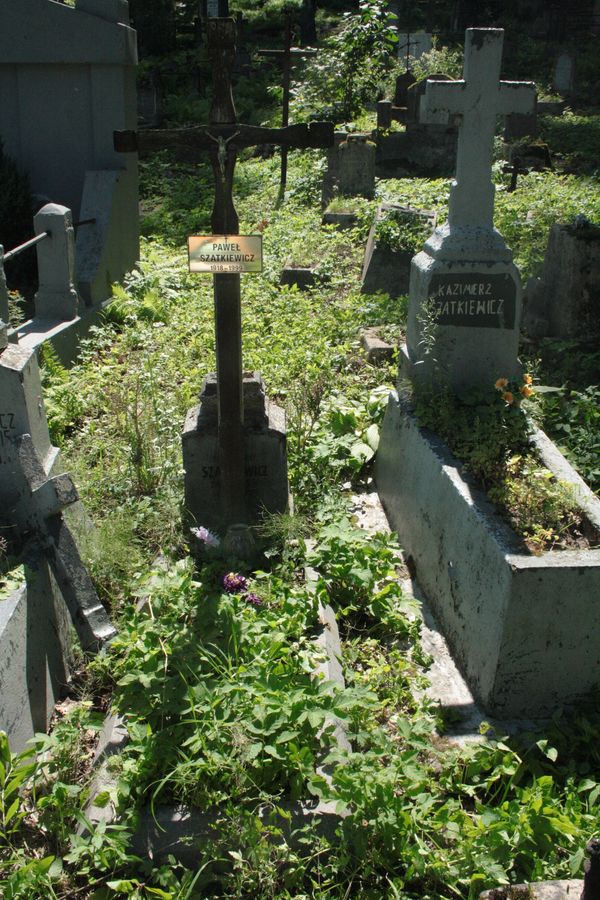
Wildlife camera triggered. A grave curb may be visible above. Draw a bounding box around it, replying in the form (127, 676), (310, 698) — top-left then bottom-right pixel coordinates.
(479, 879), (583, 899)
(375, 377), (600, 717)
(81, 598), (350, 862)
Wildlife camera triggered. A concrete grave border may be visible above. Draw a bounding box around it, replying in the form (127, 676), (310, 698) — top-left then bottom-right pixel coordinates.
(375, 363), (600, 718)
(82, 599), (350, 865)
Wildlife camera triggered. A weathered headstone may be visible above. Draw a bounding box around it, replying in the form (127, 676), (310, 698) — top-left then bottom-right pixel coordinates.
(361, 204), (436, 297)
(377, 74), (458, 176)
(183, 374), (289, 536)
(553, 50), (575, 96)
(338, 135), (376, 200)
(504, 97), (538, 141)
(0, 0), (139, 307)
(321, 131), (349, 208)
(397, 31), (432, 68)
(0, 340), (115, 749)
(523, 219), (600, 339)
(404, 29), (535, 390)
(394, 70), (417, 107)
(138, 68), (164, 128)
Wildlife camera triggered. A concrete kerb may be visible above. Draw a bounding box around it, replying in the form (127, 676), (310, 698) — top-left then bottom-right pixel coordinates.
(360, 327), (395, 365)
(81, 588), (350, 864)
(375, 366), (600, 718)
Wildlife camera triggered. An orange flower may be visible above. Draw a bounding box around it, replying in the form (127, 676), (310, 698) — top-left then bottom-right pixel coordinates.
(502, 391), (514, 405)
(523, 373), (533, 385)
(495, 377), (508, 390)
(520, 385), (534, 398)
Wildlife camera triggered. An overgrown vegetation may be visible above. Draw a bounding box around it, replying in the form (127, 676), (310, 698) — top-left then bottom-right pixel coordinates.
(3, 2), (600, 897)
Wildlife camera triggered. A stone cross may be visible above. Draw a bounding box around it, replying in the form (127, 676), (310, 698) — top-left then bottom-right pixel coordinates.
(12, 434), (116, 651)
(422, 29), (535, 231)
(115, 19), (333, 538)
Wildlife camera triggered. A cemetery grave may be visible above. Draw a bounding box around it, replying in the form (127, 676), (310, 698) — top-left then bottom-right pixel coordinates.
(4, 3), (600, 898)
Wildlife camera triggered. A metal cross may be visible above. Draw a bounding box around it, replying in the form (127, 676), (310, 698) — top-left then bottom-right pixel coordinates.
(115, 18), (333, 534)
(258, 11), (317, 200)
(397, 31), (418, 72)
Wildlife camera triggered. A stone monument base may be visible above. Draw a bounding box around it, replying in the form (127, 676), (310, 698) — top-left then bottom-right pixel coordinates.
(182, 372), (289, 535)
(406, 224), (523, 392)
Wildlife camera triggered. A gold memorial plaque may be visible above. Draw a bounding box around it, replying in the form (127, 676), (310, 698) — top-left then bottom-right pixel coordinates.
(188, 235), (263, 274)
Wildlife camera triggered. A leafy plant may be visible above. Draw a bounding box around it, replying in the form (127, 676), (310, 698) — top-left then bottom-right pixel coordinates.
(375, 208), (433, 254)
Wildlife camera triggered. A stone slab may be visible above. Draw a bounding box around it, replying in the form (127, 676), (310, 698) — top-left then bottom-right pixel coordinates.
(0, 559), (72, 753)
(480, 882), (583, 899)
(361, 204), (436, 298)
(375, 382), (600, 717)
(376, 128), (457, 176)
(522, 223), (600, 340)
(360, 328), (394, 365)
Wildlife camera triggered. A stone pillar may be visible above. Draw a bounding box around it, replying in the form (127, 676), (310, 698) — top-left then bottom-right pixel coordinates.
(338, 134), (376, 200)
(33, 204), (79, 321)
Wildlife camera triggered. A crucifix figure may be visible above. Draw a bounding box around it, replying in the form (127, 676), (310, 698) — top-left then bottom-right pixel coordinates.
(115, 19), (333, 546)
(258, 11), (317, 199)
(404, 29), (536, 392)
(422, 29), (535, 233)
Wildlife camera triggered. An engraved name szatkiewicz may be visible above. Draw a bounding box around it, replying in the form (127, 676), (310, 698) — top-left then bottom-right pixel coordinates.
(428, 273), (516, 329)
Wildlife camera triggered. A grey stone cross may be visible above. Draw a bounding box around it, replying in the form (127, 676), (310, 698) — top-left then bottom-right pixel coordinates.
(422, 29), (535, 230)
(12, 434), (116, 652)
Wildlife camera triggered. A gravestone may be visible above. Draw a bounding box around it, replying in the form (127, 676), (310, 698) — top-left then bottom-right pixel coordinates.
(404, 29), (536, 390)
(361, 204), (436, 297)
(183, 373), (288, 535)
(397, 31), (432, 67)
(321, 132), (350, 208)
(376, 71), (416, 130)
(0, 0), (139, 308)
(394, 70), (417, 107)
(523, 220), (600, 339)
(377, 74), (458, 176)
(504, 95), (538, 141)
(138, 68), (164, 128)
(338, 135), (376, 200)
(0, 340), (115, 750)
(553, 50), (575, 96)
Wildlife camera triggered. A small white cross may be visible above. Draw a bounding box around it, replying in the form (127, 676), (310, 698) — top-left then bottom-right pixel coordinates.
(422, 29), (536, 230)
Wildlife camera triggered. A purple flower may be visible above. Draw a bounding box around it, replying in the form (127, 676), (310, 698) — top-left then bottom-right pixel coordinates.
(243, 593), (263, 607)
(222, 572), (248, 594)
(190, 526), (220, 548)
